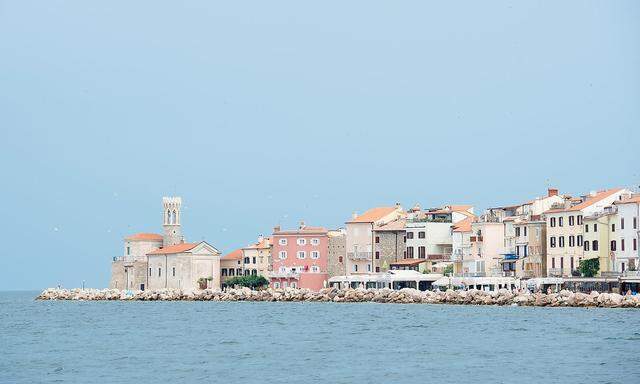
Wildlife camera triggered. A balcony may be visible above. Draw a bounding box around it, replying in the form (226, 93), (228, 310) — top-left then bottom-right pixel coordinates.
(347, 251), (371, 260)
(269, 271), (301, 279)
(623, 270), (640, 277)
(503, 254), (519, 261)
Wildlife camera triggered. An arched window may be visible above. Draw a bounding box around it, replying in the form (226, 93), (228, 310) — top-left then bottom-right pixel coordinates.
(166, 210), (171, 224)
(172, 210), (177, 224)
(592, 240), (599, 251)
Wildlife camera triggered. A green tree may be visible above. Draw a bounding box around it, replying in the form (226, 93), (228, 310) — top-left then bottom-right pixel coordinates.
(442, 264), (454, 276)
(579, 258), (599, 277)
(224, 275), (269, 289)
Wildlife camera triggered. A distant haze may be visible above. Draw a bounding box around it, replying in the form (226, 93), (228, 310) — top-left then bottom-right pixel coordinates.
(1, 1), (638, 290)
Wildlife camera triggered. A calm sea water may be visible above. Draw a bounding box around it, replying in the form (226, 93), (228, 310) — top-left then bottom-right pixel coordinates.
(1, 291), (639, 384)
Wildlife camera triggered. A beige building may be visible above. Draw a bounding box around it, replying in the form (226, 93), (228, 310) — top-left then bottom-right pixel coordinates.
(545, 188), (627, 277)
(220, 248), (243, 283)
(345, 205), (404, 274)
(110, 197), (221, 291)
(241, 236), (272, 277)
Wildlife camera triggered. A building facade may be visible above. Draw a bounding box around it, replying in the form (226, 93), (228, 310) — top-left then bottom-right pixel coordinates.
(220, 248), (244, 283)
(270, 223), (329, 290)
(613, 195), (640, 273)
(327, 229), (346, 278)
(241, 236), (272, 277)
(373, 218), (406, 273)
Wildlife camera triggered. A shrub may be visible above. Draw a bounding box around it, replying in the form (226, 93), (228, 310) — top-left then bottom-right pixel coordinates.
(579, 258), (599, 277)
(224, 275), (269, 289)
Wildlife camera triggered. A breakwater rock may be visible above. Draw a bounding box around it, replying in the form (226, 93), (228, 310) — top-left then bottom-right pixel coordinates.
(36, 287), (640, 308)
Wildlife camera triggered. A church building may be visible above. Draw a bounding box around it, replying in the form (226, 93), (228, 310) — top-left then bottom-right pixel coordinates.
(110, 197), (221, 291)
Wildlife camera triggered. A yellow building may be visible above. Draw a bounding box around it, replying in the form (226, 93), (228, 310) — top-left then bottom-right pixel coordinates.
(583, 207), (617, 275)
(241, 236), (272, 277)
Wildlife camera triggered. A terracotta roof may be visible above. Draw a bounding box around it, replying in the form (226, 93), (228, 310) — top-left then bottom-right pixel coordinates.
(147, 242), (198, 255)
(243, 237), (272, 250)
(347, 207), (398, 223)
(390, 259), (426, 266)
(449, 205), (473, 212)
(222, 248), (243, 260)
(125, 233), (163, 241)
(545, 188), (623, 213)
(452, 217), (474, 232)
(374, 218), (406, 231)
(615, 195), (640, 205)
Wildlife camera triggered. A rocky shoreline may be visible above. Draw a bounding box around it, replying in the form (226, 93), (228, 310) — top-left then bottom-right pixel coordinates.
(36, 287), (640, 308)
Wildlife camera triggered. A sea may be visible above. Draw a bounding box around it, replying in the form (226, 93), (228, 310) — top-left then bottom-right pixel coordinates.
(1, 291), (639, 383)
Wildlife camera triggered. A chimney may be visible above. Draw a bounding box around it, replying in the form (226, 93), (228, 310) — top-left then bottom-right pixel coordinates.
(352, 212), (358, 219)
(547, 188), (558, 197)
(273, 225), (281, 233)
(258, 234), (264, 243)
(395, 202), (402, 211)
(299, 221), (306, 229)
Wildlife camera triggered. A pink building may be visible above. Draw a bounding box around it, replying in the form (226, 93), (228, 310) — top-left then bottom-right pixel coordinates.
(270, 222), (329, 291)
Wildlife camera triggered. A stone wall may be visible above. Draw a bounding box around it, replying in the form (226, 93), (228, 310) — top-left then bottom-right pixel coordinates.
(374, 230), (406, 272)
(327, 232), (346, 277)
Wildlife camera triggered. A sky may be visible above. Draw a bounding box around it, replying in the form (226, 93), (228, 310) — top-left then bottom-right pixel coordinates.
(1, 1), (639, 290)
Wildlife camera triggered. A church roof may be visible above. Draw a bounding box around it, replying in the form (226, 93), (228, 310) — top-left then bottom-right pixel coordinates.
(147, 242), (198, 255)
(125, 233), (163, 241)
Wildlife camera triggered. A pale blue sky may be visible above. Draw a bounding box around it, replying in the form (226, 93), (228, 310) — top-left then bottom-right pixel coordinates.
(1, 1), (638, 290)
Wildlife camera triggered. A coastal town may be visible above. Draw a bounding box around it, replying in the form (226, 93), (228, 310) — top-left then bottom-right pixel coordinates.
(108, 187), (640, 296)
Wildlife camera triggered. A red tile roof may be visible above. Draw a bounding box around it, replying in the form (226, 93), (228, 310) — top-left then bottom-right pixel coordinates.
(243, 237), (272, 250)
(347, 207), (398, 223)
(222, 248), (243, 260)
(615, 195), (640, 205)
(545, 188), (623, 213)
(452, 217), (474, 232)
(374, 218), (406, 231)
(125, 233), (163, 241)
(147, 242), (198, 255)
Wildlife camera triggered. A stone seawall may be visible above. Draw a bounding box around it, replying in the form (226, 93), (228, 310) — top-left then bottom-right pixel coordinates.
(36, 287), (640, 308)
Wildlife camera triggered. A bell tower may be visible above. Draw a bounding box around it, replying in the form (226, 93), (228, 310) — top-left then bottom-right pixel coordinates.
(162, 196), (183, 246)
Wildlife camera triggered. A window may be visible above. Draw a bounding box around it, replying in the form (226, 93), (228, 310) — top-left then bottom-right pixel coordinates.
(126, 246), (130, 255)
(244, 257), (250, 264)
(279, 266), (286, 273)
(311, 266), (320, 273)
(550, 237), (556, 248)
(297, 251), (306, 259)
(338, 256), (343, 263)
(311, 251), (320, 259)
(311, 238), (319, 246)
(418, 232), (425, 239)
(367, 264), (371, 272)
(375, 267), (380, 272)
(558, 217), (564, 227)
(577, 235), (583, 247)
(149, 268), (152, 276)
(222, 269), (227, 276)
(621, 218), (625, 230)
(559, 236), (565, 248)
(570, 257), (574, 271)
(236, 268), (242, 275)
(274, 282), (280, 289)
(569, 235), (575, 247)
(418, 246), (426, 259)
(515, 227), (520, 237)
(621, 239), (625, 251)
(634, 217), (638, 229)
(403, 236), (406, 243)
(569, 216), (574, 226)
(552, 257), (555, 268)
(297, 238), (306, 245)
(407, 232), (414, 239)
(278, 251), (287, 260)
(550, 217), (556, 227)
(158, 268), (161, 277)
(584, 241), (590, 251)
(353, 264), (358, 272)
(375, 236), (380, 244)
(577, 215), (583, 225)
(229, 269), (235, 276)
(375, 251), (380, 259)
(594, 224), (598, 232)
(585, 224), (589, 233)
(407, 247), (414, 258)
(252, 269), (257, 276)
(279, 238), (287, 245)
(610, 240), (617, 251)
(634, 238), (637, 251)
(560, 257), (564, 269)
(524, 226), (527, 237)
(172, 267), (176, 277)
(592, 240), (599, 251)
(252, 257), (256, 264)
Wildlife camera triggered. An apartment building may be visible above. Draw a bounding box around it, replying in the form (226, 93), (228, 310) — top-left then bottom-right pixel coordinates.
(545, 188), (627, 277)
(241, 236), (272, 277)
(345, 205), (404, 274)
(613, 195), (640, 273)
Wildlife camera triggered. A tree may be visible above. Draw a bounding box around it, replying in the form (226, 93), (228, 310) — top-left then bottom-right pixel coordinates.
(442, 264), (454, 276)
(224, 275), (269, 289)
(579, 258), (599, 277)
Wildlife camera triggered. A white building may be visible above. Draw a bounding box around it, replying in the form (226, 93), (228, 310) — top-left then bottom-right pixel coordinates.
(110, 197), (221, 291)
(613, 194), (640, 273)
